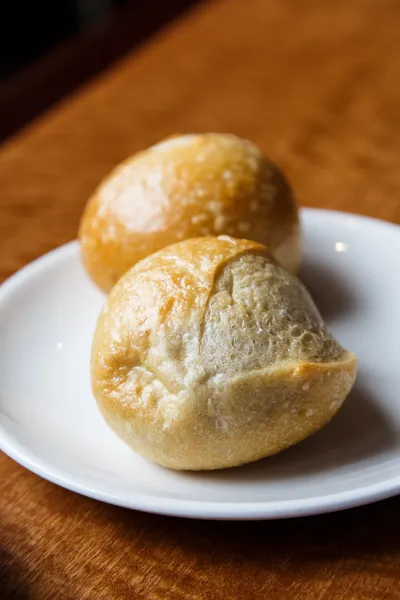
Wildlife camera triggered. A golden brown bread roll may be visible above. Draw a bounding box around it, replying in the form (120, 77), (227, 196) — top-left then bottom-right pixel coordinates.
(79, 133), (300, 292)
(91, 236), (357, 471)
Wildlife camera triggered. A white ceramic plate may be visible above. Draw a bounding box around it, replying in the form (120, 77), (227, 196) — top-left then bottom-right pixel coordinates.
(1, 209), (400, 520)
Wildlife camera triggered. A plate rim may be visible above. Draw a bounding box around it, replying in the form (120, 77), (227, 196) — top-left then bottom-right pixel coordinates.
(1, 208), (400, 520)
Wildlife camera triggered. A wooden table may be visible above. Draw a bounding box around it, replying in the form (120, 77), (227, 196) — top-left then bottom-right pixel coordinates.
(1, 0), (400, 597)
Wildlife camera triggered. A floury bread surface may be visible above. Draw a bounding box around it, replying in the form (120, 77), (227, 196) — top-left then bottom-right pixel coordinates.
(91, 236), (357, 470)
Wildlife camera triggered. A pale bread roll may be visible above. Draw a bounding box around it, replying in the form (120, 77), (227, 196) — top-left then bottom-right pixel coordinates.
(79, 133), (300, 292)
(91, 236), (357, 470)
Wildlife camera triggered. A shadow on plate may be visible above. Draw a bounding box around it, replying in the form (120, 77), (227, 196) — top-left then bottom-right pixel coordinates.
(179, 379), (398, 483)
(299, 258), (358, 322)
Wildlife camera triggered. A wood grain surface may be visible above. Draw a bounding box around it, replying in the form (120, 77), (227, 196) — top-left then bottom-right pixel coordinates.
(1, 0), (400, 597)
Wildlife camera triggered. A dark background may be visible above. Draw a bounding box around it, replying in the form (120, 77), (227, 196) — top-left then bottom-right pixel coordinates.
(0, 0), (197, 140)
(1, 0), (131, 81)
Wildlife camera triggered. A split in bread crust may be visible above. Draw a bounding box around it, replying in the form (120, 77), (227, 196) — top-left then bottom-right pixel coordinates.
(91, 236), (357, 470)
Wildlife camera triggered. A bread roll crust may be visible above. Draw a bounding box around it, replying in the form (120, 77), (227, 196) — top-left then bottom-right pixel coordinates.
(91, 236), (357, 470)
(80, 133), (300, 292)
